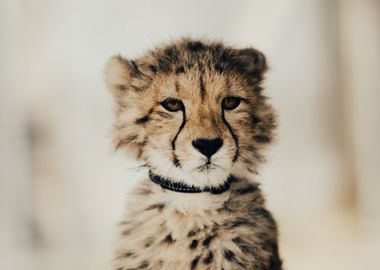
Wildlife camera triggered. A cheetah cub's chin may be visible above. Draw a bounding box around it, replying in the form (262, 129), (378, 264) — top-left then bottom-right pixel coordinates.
(105, 38), (282, 270)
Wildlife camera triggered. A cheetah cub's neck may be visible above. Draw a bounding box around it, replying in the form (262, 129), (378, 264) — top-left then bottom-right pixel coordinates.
(128, 172), (239, 217)
(148, 170), (233, 194)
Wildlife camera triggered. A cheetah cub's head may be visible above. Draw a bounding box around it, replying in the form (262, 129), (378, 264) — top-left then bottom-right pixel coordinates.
(105, 39), (276, 189)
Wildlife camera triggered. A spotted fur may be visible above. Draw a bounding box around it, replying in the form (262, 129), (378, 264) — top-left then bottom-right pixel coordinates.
(105, 38), (282, 269)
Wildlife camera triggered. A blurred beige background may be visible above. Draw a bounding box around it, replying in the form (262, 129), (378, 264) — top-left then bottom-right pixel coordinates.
(1, 0), (379, 269)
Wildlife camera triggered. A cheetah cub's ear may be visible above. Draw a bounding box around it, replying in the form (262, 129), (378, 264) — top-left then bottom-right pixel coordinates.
(235, 48), (268, 86)
(105, 55), (134, 102)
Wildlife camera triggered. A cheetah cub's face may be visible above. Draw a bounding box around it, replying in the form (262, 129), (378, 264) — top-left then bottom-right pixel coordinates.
(105, 39), (276, 188)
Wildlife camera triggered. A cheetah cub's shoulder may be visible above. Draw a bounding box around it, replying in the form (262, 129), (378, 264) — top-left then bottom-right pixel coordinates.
(105, 38), (282, 270)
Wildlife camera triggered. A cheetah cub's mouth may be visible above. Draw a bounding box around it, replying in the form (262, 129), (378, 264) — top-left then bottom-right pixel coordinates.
(105, 39), (276, 190)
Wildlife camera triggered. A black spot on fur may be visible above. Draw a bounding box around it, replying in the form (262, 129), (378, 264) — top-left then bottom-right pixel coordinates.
(235, 185), (257, 195)
(232, 237), (251, 254)
(146, 203), (165, 212)
(148, 65), (157, 73)
(175, 81), (180, 92)
(187, 41), (205, 52)
(203, 251), (214, 264)
(116, 84), (128, 91)
(185, 62), (195, 70)
(254, 135), (271, 143)
(124, 251), (134, 257)
(130, 60), (142, 77)
(121, 228), (132, 235)
(164, 47), (179, 61)
(215, 63), (224, 74)
(268, 241), (283, 270)
(157, 57), (172, 74)
(135, 115), (150, 125)
(230, 218), (252, 228)
(191, 256), (201, 269)
(175, 66), (185, 74)
(139, 260), (149, 269)
(189, 239), (198, 249)
(202, 235), (216, 247)
(173, 157), (181, 167)
(136, 186), (152, 195)
(144, 237), (155, 248)
(223, 249), (235, 261)
(187, 230), (197, 237)
(251, 114), (261, 126)
(162, 233), (175, 244)
(115, 134), (138, 149)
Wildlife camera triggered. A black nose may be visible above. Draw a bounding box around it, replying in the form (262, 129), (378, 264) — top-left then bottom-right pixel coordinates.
(192, 138), (223, 158)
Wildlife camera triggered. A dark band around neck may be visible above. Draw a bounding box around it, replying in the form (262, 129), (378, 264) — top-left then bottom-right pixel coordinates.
(148, 171), (232, 194)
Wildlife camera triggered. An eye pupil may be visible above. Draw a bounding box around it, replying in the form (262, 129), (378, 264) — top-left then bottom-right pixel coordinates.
(222, 97), (241, 110)
(161, 98), (183, 112)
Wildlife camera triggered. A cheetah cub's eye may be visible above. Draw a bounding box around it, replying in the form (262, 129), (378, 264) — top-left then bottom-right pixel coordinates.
(161, 98), (184, 112)
(222, 97), (242, 110)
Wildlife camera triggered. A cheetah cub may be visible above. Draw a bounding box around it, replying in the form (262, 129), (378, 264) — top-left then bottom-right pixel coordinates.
(105, 39), (282, 270)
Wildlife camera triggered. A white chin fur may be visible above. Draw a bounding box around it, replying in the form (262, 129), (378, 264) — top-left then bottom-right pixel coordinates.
(146, 148), (232, 188)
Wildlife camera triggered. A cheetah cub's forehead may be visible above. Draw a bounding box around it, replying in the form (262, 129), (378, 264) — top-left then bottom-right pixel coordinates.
(105, 39), (276, 188)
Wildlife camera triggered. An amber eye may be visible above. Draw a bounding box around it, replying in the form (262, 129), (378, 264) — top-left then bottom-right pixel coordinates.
(222, 97), (241, 110)
(161, 98), (184, 112)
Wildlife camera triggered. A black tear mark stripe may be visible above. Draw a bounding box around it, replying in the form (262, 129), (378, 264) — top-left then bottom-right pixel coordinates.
(171, 107), (187, 167)
(199, 75), (206, 100)
(221, 109), (239, 162)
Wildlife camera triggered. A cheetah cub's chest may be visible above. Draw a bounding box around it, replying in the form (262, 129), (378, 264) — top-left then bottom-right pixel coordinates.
(113, 178), (281, 270)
